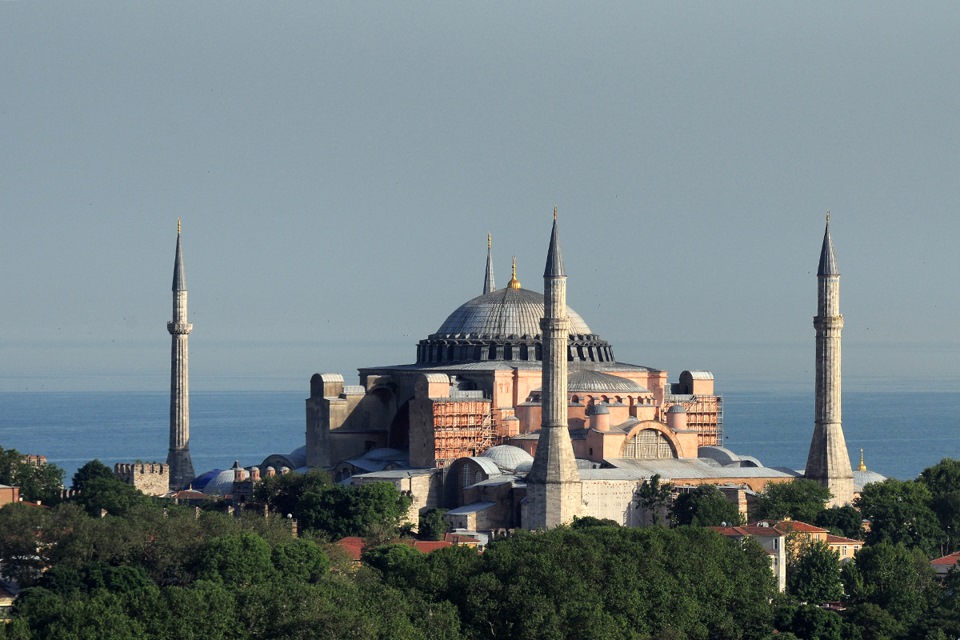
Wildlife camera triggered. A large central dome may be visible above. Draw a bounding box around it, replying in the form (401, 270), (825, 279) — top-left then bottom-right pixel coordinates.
(416, 287), (615, 366)
(434, 288), (592, 337)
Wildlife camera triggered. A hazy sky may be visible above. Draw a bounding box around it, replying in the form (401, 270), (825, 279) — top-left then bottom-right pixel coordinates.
(3, 3), (959, 393)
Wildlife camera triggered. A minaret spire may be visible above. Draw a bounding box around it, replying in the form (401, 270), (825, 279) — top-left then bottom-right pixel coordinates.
(483, 233), (496, 294)
(805, 213), (854, 506)
(525, 209), (581, 529)
(167, 220), (195, 491)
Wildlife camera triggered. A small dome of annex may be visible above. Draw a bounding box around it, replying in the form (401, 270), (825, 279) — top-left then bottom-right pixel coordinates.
(203, 469), (238, 496)
(481, 445), (534, 473)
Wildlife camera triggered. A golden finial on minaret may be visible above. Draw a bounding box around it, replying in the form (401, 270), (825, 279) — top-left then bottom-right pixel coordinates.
(488, 233), (492, 249)
(178, 218), (181, 235)
(508, 256), (521, 289)
(858, 448), (867, 471)
(554, 205), (557, 221)
(826, 209), (830, 223)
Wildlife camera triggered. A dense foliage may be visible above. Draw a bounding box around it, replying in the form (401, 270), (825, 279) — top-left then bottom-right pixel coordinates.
(671, 484), (743, 527)
(0, 458), (959, 638)
(0, 447), (64, 505)
(752, 479), (832, 522)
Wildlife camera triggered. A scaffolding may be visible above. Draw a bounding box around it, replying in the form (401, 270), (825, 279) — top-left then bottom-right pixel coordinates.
(432, 400), (494, 467)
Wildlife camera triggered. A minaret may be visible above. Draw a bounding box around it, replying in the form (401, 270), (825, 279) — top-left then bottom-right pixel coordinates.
(167, 220), (195, 491)
(804, 212), (854, 506)
(483, 233), (496, 294)
(525, 208), (581, 529)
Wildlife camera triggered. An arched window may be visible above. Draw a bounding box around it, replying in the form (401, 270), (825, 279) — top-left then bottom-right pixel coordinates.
(624, 429), (676, 459)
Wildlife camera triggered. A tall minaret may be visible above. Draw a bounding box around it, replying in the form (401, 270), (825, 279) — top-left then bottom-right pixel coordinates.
(524, 209), (581, 529)
(804, 213), (854, 506)
(483, 233), (496, 294)
(167, 220), (195, 491)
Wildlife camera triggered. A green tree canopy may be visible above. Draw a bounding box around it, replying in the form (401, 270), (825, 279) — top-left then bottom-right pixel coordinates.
(418, 508), (448, 541)
(814, 505), (864, 540)
(196, 532), (275, 588)
(672, 485), (743, 527)
(297, 481), (412, 540)
(0, 446), (64, 505)
(786, 539), (843, 604)
(71, 475), (150, 517)
(752, 479), (831, 523)
(919, 458), (960, 497)
(841, 541), (937, 634)
(71, 459), (116, 492)
(252, 468), (332, 517)
(855, 478), (943, 556)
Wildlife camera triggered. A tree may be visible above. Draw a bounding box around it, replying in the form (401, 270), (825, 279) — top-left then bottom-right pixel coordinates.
(841, 542), (937, 632)
(636, 474), (673, 526)
(786, 539), (842, 604)
(297, 482), (412, 540)
(271, 539), (329, 583)
(196, 532), (275, 588)
(752, 479), (831, 523)
(814, 505), (864, 540)
(71, 459), (115, 492)
(855, 478), (943, 556)
(919, 458), (960, 497)
(71, 475), (149, 517)
(418, 508), (448, 541)
(0, 446), (64, 505)
(672, 485), (743, 527)
(253, 469), (332, 516)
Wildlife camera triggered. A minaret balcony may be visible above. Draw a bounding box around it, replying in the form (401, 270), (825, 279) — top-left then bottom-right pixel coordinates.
(167, 322), (193, 335)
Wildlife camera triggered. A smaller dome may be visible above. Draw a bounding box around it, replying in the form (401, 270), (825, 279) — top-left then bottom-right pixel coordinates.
(203, 469), (238, 496)
(667, 404), (686, 414)
(589, 403), (610, 415)
(481, 445), (534, 473)
(568, 370), (647, 394)
(854, 469), (886, 490)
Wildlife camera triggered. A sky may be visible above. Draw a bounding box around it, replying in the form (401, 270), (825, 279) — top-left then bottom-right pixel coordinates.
(2, 2), (959, 393)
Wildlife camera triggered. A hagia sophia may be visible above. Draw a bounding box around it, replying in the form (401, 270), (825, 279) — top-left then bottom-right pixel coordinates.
(160, 211), (883, 532)
(246, 212), (877, 530)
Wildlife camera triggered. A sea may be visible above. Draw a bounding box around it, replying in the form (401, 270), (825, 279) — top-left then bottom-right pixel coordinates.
(0, 390), (957, 485)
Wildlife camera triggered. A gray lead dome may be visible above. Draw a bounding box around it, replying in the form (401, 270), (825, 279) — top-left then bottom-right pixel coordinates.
(435, 288), (591, 337)
(416, 287), (615, 365)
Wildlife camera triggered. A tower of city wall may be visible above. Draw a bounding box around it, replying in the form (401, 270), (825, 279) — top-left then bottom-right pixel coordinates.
(115, 462), (170, 497)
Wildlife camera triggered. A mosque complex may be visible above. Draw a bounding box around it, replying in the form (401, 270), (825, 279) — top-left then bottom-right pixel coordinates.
(163, 210), (884, 531)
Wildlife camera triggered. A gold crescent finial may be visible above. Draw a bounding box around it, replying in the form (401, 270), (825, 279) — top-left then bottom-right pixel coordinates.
(488, 233), (492, 249)
(508, 256), (521, 289)
(826, 209), (830, 223)
(553, 205), (557, 221)
(858, 448), (866, 471)
(178, 218), (181, 235)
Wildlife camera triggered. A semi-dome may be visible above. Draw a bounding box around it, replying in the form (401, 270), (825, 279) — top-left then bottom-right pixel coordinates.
(416, 288), (615, 365)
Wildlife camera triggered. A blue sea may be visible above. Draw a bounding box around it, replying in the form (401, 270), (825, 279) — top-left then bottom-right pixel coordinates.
(0, 390), (956, 485)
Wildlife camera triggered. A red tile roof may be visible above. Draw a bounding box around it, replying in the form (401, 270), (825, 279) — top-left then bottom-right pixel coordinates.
(931, 551), (960, 567)
(755, 520), (828, 534)
(826, 534), (864, 545)
(405, 540), (453, 553)
(710, 525), (784, 538)
(338, 537), (365, 562)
